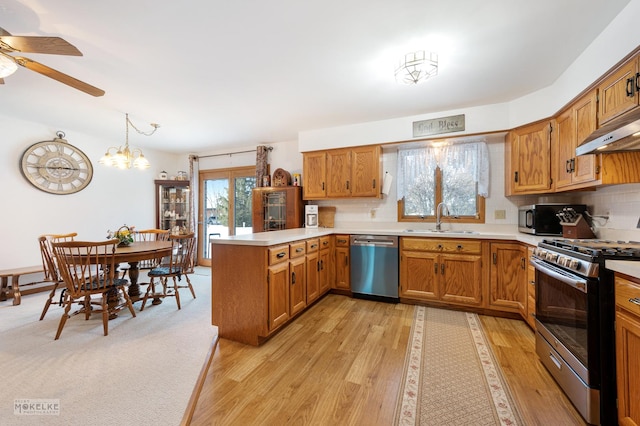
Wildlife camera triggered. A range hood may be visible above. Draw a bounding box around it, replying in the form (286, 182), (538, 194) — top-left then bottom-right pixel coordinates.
(576, 107), (640, 156)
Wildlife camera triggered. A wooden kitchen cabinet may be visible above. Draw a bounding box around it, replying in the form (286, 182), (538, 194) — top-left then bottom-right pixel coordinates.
(306, 239), (320, 304)
(400, 237), (483, 308)
(302, 145), (381, 200)
(289, 241), (307, 316)
(615, 274), (640, 426)
(598, 53), (640, 125)
(553, 90), (599, 191)
(505, 120), (553, 195)
(252, 186), (304, 232)
(334, 234), (350, 291)
(267, 245), (290, 331)
(318, 236), (333, 294)
(525, 245), (536, 329)
(488, 242), (526, 313)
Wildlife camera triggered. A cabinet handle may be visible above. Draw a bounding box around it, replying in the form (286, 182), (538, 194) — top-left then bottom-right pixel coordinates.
(441, 263), (445, 274)
(627, 77), (636, 97)
(530, 280), (535, 286)
(492, 252), (497, 264)
(457, 245), (463, 250)
(317, 261), (320, 271)
(437, 244), (443, 250)
(296, 247), (304, 253)
(322, 182), (325, 190)
(372, 178), (376, 189)
(434, 263), (438, 274)
(636, 72), (640, 93)
(570, 158), (575, 173)
(277, 252), (286, 258)
(310, 244), (317, 249)
(346, 180), (350, 190)
(291, 272), (296, 284)
(320, 260), (324, 270)
(514, 171), (518, 183)
(521, 257), (526, 270)
(565, 159), (571, 173)
(629, 297), (640, 306)
(338, 239), (347, 244)
(322, 241), (329, 246)
(345, 255), (348, 266)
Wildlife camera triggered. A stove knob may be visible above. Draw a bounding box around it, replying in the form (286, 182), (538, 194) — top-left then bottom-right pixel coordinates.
(557, 256), (567, 266)
(546, 253), (558, 261)
(569, 259), (580, 270)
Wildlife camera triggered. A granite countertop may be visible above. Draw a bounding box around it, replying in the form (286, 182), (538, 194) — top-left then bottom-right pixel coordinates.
(210, 225), (543, 247)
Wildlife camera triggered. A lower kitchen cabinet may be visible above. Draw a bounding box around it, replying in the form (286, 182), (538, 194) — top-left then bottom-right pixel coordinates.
(289, 241), (307, 316)
(267, 245), (290, 331)
(525, 245), (536, 329)
(489, 242), (526, 313)
(306, 239), (320, 304)
(400, 237), (483, 308)
(318, 236), (333, 294)
(334, 234), (350, 290)
(615, 274), (640, 426)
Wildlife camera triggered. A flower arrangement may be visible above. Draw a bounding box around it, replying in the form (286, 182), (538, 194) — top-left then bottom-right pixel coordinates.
(107, 225), (136, 246)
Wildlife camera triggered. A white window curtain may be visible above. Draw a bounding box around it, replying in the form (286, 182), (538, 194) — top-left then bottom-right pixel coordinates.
(397, 141), (490, 201)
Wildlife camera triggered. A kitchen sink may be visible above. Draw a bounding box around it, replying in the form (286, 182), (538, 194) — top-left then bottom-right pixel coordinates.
(404, 229), (479, 235)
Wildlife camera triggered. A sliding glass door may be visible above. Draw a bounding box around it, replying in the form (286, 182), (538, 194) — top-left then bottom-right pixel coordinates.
(198, 166), (256, 266)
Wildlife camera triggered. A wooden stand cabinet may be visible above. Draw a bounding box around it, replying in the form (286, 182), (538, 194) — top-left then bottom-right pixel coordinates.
(156, 180), (191, 231)
(505, 120), (553, 195)
(399, 237), (483, 308)
(252, 186), (304, 232)
(302, 145), (381, 200)
(615, 274), (640, 426)
(488, 242), (526, 313)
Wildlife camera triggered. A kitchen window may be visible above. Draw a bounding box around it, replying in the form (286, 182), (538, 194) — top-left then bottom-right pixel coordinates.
(396, 142), (489, 223)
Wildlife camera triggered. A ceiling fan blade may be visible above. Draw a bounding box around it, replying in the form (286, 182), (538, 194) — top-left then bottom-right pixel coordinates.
(14, 56), (104, 97)
(0, 35), (82, 56)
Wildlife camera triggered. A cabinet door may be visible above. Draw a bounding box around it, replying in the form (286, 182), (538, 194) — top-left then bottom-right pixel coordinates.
(400, 250), (438, 300)
(318, 247), (331, 294)
(326, 148), (352, 197)
(572, 91), (598, 185)
(289, 256), (307, 316)
(306, 251), (319, 304)
(302, 152), (326, 199)
(334, 246), (350, 290)
(489, 243), (525, 312)
(512, 122), (552, 193)
(616, 310), (640, 426)
(268, 261), (290, 331)
(350, 145), (380, 197)
(554, 109), (575, 190)
(599, 57), (639, 125)
(439, 254), (483, 306)
(526, 246), (536, 329)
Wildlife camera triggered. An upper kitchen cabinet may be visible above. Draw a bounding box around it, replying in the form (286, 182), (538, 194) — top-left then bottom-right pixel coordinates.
(302, 145), (381, 200)
(598, 53), (640, 125)
(505, 120), (553, 195)
(156, 180), (191, 232)
(553, 90), (599, 191)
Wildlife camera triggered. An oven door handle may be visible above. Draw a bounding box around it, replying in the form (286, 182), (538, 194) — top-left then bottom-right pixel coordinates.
(531, 258), (588, 293)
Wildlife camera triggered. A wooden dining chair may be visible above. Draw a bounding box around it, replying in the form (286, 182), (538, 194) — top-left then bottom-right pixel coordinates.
(51, 239), (136, 339)
(118, 228), (170, 279)
(38, 232), (78, 320)
(140, 233), (196, 311)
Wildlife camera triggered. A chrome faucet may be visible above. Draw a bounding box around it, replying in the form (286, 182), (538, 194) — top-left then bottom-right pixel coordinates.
(435, 202), (449, 231)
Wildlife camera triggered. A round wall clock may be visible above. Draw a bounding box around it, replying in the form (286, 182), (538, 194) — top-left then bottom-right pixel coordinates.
(20, 131), (93, 195)
(272, 168), (291, 187)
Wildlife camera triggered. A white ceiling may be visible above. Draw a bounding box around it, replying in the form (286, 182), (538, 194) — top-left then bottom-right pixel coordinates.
(0, 0), (632, 154)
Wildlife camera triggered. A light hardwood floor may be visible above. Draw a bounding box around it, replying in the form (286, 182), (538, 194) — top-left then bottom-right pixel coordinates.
(184, 294), (586, 425)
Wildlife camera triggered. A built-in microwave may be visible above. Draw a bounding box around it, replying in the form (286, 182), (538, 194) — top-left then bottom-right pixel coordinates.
(518, 204), (587, 235)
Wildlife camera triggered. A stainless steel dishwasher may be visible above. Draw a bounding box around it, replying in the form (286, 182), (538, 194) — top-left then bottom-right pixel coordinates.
(350, 235), (399, 302)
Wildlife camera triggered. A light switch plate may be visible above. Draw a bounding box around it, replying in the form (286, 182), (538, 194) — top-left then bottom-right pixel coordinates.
(494, 209), (506, 220)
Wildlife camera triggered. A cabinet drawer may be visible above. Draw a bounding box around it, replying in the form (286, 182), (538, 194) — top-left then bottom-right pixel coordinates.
(335, 235), (349, 247)
(320, 236), (333, 250)
(616, 276), (640, 316)
(401, 237), (481, 254)
(289, 241), (306, 258)
(268, 245), (289, 265)
(306, 238), (320, 253)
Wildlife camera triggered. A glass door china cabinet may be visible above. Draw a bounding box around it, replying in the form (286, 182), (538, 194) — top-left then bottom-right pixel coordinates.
(252, 186), (304, 232)
(155, 180), (191, 232)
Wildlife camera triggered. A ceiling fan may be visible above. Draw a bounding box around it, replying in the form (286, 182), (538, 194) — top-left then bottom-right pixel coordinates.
(0, 27), (104, 97)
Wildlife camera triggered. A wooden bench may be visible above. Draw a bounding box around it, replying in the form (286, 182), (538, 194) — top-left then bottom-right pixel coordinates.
(0, 265), (45, 306)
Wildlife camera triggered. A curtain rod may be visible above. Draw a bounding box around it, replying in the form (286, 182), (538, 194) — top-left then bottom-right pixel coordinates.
(196, 146), (272, 159)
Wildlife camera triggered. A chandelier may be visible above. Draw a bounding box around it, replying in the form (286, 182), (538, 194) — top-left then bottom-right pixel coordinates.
(99, 113), (159, 170)
(395, 51), (438, 84)
(0, 53), (18, 78)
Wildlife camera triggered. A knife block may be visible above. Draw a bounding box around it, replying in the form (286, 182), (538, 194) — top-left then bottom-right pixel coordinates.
(561, 215), (595, 239)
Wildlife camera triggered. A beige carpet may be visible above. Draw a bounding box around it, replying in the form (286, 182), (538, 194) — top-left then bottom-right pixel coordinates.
(0, 267), (216, 426)
(395, 306), (523, 426)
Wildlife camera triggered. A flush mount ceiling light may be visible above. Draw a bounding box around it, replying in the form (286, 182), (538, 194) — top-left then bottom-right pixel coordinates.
(99, 113), (159, 170)
(0, 53), (18, 78)
(395, 50), (438, 84)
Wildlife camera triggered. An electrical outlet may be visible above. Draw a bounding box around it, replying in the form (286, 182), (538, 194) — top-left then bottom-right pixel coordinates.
(370, 209), (376, 219)
(494, 209), (506, 220)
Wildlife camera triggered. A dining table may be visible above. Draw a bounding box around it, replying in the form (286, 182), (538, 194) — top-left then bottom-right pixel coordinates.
(114, 240), (173, 303)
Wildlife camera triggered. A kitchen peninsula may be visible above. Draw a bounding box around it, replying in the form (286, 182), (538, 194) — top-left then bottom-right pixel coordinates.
(210, 227), (540, 345)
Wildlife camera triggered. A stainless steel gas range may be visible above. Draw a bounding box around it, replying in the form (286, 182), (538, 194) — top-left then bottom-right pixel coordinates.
(531, 238), (640, 426)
